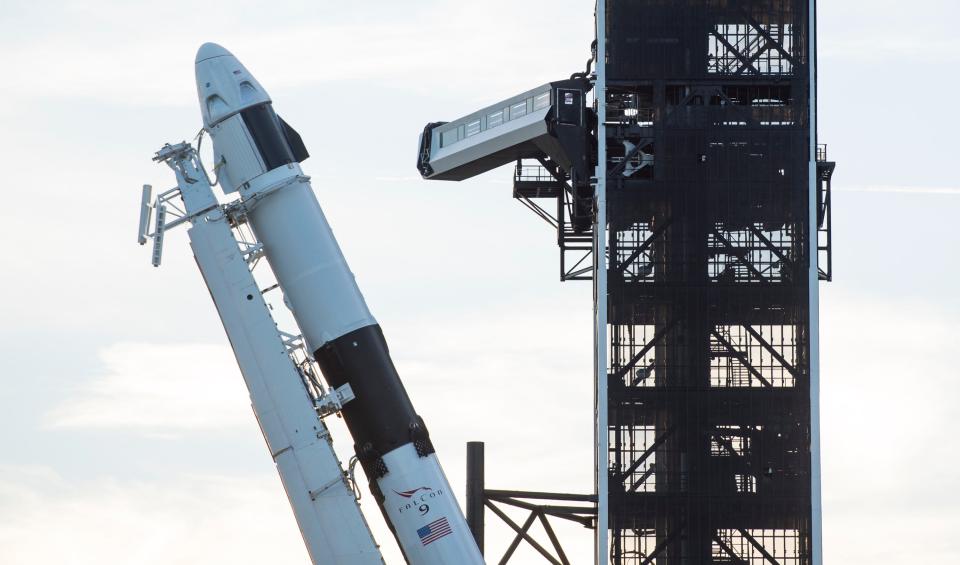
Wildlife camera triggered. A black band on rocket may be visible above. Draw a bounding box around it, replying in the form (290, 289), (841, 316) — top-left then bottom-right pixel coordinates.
(313, 325), (435, 478)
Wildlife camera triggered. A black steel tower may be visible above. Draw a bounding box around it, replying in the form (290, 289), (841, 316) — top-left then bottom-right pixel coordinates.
(416, 1), (834, 562)
(601, 1), (833, 563)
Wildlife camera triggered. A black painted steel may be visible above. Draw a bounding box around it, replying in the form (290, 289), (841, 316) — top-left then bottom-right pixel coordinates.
(603, 1), (824, 562)
(278, 115), (310, 163)
(413, 1), (832, 561)
(474, 484), (597, 564)
(240, 103), (296, 170)
(313, 324), (434, 478)
(417, 121), (446, 178)
(466, 441), (485, 554)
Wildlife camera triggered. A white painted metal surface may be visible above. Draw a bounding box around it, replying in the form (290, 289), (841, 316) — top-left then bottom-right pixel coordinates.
(425, 103), (551, 180)
(807, 1), (823, 563)
(208, 113), (268, 192)
(193, 44), (485, 565)
(377, 444), (485, 564)
(195, 42), (271, 128)
(147, 144), (383, 565)
(138, 184), (152, 244)
(232, 162), (484, 565)
(594, 1), (610, 562)
(238, 166), (377, 352)
(419, 82), (588, 182)
(194, 42), (378, 352)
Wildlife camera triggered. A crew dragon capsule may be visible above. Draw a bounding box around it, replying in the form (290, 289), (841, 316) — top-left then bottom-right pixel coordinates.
(194, 43), (483, 564)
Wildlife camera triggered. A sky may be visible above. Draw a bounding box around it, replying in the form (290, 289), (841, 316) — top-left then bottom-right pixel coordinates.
(0, 0), (957, 564)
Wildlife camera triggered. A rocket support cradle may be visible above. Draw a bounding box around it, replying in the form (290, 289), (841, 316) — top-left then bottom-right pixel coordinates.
(152, 143), (383, 564)
(145, 44), (484, 564)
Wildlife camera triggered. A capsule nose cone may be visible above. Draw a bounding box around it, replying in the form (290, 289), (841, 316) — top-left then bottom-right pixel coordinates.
(194, 42), (271, 128)
(195, 42), (232, 63)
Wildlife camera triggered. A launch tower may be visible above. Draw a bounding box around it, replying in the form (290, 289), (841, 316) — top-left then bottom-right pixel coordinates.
(419, 1), (835, 563)
(596, 1), (833, 563)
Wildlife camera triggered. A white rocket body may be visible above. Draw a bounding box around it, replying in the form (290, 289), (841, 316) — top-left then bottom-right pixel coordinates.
(194, 43), (484, 565)
(163, 148), (383, 565)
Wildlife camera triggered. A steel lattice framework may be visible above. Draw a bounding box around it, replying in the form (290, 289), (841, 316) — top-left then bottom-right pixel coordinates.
(423, 2), (834, 562)
(593, 1), (833, 563)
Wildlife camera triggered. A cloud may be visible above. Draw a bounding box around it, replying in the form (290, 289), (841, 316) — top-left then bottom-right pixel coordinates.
(373, 175), (423, 182)
(836, 185), (960, 195)
(0, 0), (592, 107)
(44, 343), (251, 436)
(819, 1), (960, 64)
(820, 292), (960, 562)
(821, 36), (960, 64)
(18, 290), (959, 564)
(0, 465), (310, 565)
(25, 299), (598, 564)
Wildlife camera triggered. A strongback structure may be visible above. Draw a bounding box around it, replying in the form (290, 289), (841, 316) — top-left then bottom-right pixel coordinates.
(419, 1), (834, 563)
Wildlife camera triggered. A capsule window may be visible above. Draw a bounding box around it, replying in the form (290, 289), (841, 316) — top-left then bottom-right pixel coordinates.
(510, 101), (527, 119)
(487, 110), (504, 129)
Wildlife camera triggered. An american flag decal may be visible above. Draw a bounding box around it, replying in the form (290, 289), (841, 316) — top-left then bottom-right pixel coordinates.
(417, 516), (452, 546)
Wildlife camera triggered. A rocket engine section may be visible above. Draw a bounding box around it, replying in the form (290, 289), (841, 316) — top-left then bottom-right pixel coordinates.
(195, 43), (483, 565)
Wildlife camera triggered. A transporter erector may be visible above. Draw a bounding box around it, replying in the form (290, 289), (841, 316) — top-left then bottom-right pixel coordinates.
(140, 43), (484, 565)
